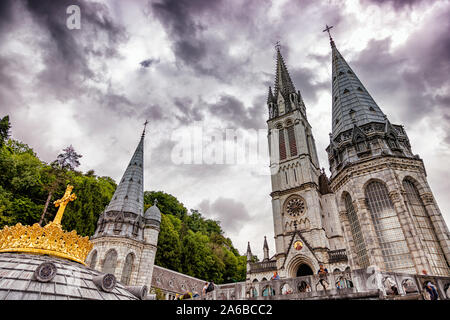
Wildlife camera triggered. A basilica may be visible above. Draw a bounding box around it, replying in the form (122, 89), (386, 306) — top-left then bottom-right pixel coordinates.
(246, 31), (450, 281)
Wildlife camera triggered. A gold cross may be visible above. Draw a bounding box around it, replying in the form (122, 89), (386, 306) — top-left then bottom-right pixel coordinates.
(52, 184), (77, 225)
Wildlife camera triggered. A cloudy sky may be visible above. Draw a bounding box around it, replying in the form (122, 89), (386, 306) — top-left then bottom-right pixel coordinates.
(1, 0), (449, 260)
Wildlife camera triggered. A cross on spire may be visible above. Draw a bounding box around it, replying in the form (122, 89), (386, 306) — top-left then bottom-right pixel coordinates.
(142, 119), (149, 138)
(323, 24), (334, 41)
(275, 41), (281, 52)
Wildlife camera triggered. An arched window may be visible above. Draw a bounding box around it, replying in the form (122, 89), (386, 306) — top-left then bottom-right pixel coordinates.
(365, 181), (415, 273)
(121, 253), (134, 285)
(89, 250), (98, 269)
(403, 179), (448, 276)
(287, 126), (297, 157)
(344, 193), (369, 268)
(278, 128), (286, 160)
(103, 249), (118, 275)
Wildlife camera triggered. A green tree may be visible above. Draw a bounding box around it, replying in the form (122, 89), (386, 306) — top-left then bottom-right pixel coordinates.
(154, 213), (182, 272)
(39, 145), (83, 225)
(0, 115), (11, 147)
(144, 191), (187, 219)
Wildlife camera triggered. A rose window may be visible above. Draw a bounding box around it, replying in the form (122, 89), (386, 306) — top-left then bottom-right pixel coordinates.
(286, 197), (306, 217)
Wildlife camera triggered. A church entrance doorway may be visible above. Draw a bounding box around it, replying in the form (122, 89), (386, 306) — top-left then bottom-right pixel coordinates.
(296, 264), (313, 277)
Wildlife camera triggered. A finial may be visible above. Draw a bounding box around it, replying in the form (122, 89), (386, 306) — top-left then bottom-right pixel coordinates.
(323, 24), (334, 41)
(275, 41), (281, 52)
(142, 119), (149, 138)
(153, 198), (158, 206)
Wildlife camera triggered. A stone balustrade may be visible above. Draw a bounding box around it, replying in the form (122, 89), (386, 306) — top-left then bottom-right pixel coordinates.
(207, 269), (450, 300)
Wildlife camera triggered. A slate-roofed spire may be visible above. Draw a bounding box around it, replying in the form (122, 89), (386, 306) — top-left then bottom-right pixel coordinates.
(329, 34), (386, 138)
(274, 44), (296, 98)
(105, 127), (145, 216)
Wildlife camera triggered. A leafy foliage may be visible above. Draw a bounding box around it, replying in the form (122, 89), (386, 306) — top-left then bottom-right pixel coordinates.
(0, 115), (11, 147)
(0, 117), (247, 284)
(145, 191), (247, 284)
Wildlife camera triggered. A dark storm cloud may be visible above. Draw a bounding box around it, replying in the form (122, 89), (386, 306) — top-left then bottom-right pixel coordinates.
(290, 67), (328, 104)
(149, 0), (269, 82)
(1, 0), (128, 101)
(173, 97), (205, 124)
(362, 0), (425, 10)
(197, 197), (252, 233)
(207, 94), (266, 130)
(351, 6), (450, 130)
(150, 0), (221, 72)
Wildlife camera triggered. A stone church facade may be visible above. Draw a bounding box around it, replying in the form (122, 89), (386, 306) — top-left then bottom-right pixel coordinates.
(245, 33), (450, 292)
(87, 130), (162, 291)
(84, 32), (450, 300)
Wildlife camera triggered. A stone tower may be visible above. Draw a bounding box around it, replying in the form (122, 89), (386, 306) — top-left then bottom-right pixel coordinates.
(325, 34), (450, 276)
(87, 127), (162, 289)
(267, 46), (347, 279)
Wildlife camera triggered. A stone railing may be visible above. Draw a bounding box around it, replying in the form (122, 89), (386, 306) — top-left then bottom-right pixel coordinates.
(328, 249), (348, 263)
(208, 269), (450, 301)
(249, 260), (277, 273)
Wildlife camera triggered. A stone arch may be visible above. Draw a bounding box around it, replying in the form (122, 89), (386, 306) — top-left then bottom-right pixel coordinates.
(280, 282), (293, 295)
(297, 280), (311, 293)
(336, 274), (353, 289)
(401, 278), (418, 294)
(250, 286), (258, 297)
(341, 191), (369, 268)
(444, 283), (450, 299)
(102, 249), (118, 275)
(403, 176), (448, 276)
(121, 252), (135, 285)
(402, 175), (425, 193)
(286, 254), (317, 278)
(262, 285), (275, 297)
(362, 177), (388, 193)
(364, 180), (415, 273)
(88, 250), (98, 269)
(422, 280), (439, 300)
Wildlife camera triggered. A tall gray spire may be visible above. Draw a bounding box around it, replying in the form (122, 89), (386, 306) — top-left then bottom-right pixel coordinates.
(330, 38), (386, 138)
(105, 133), (145, 216)
(325, 30), (415, 179)
(274, 45), (296, 100)
(267, 44), (305, 119)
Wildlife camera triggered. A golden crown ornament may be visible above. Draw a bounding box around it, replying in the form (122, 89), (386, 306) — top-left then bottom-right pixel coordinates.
(0, 185), (93, 265)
